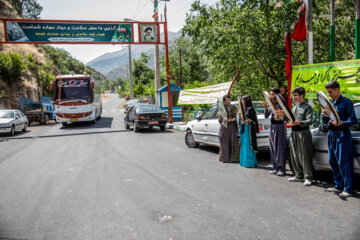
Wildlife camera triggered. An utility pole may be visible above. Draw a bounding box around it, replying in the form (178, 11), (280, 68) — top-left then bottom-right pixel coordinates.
(179, 49), (184, 122)
(128, 45), (134, 99)
(330, 0), (335, 61)
(154, 0), (161, 105)
(308, 0), (313, 64)
(356, 0), (360, 59)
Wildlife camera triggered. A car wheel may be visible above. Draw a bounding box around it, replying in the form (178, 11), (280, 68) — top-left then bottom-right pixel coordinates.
(44, 114), (49, 125)
(10, 125), (15, 136)
(124, 119), (129, 129)
(185, 131), (199, 148)
(22, 122), (28, 132)
(92, 112), (97, 124)
(61, 122), (68, 127)
(160, 125), (165, 131)
(134, 123), (139, 132)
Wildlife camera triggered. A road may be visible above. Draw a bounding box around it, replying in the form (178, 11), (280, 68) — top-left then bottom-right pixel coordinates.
(0, 95), (359, 240)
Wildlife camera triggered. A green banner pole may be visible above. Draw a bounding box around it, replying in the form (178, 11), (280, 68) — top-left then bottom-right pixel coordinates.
(356, 19), (360, 59)
(356, 0), (360, 59)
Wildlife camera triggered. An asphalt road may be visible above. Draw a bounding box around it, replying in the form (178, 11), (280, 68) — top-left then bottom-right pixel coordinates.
(0, 95), (359, 240)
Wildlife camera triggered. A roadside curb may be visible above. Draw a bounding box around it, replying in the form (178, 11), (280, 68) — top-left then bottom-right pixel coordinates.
(166, 123), (187, 132)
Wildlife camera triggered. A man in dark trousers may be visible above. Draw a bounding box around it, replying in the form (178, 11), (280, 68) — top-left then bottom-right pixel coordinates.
(322, 81), (357, 198)
(287, 87), (314, 186)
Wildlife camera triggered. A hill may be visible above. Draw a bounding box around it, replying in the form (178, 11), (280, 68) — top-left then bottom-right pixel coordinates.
(86, 31), (181, 80)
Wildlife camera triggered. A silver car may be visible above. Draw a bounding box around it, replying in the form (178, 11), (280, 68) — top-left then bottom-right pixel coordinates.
(184, 101), (271, 149)
(0, 110), (28, 136)
(312, 103), (360, 174)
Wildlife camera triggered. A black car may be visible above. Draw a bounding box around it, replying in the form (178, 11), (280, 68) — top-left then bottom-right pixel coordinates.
(124, 104), (167, 132)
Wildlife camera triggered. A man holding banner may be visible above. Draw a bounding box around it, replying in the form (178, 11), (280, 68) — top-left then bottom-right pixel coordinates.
(322, 81), (357, 198)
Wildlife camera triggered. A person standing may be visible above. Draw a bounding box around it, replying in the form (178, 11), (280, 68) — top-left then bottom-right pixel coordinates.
(263, 88), (287, 176)
(218, 95), (238, 163)
(287, 87), (314, 186)
(280, 85), (289, 104)
(322, 81), (357, 198)
(239, 96), (259, 168)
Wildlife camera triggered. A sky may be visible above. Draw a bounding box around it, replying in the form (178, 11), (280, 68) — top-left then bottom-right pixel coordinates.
(37, 0), (219, 64)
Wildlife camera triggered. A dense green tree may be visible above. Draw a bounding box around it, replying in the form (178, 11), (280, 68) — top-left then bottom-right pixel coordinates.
(7, 0), (43, 19)
(183, 0), (356, 100)
(132, 53), (154, 86)
(0, 51), (27, 86)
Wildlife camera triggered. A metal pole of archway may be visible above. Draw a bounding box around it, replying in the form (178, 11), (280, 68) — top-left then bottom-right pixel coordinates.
(164, 12), (173, 123)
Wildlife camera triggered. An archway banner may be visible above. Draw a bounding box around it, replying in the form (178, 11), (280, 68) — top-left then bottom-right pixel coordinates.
(291, 59), (360, 101)
(2, 19), (133, 43)
(0, 18), (163, 45)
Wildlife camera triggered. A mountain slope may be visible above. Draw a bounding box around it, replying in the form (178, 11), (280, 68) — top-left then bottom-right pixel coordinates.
(86, 31), (180, 80)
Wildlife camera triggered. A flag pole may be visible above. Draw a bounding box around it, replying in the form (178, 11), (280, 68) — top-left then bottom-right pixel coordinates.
(356, 0), (360, 59)
(330, 0), (335, 61)
(308, 0), (313, 64)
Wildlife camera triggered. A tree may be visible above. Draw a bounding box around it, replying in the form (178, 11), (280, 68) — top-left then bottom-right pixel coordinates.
(7, 0), (43, 19)
(0, 51), (27, 86)
(183, 0), (356, 100)
(132, 53), (154, 86)
(161, 36), (210, 87)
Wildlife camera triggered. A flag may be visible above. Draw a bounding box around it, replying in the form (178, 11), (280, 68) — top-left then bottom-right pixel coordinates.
(152, 0), (159, 19)
(290, 0), (308, 41)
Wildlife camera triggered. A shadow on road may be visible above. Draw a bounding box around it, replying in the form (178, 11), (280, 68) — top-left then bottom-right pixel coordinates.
(0, 129), (129, 141)
(129, 128), (174, 134)
(60, 117), (114, 129)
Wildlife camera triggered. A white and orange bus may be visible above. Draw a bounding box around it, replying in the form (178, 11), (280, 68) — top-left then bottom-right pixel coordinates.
(50, 74), (102, 127)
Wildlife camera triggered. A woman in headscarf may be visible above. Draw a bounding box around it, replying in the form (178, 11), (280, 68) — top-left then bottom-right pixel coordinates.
(218, 95), (238, 163)
(239, 95), (259, 168)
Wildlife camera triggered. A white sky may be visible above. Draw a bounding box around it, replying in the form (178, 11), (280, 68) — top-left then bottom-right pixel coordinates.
(37, 0), (219, 63)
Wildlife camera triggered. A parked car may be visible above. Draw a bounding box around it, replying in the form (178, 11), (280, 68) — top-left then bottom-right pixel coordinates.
(312, 103), (360, 174)
(0, 110), (28, 136)
(124, 104), (168, 132)
(184, 101), (271, 149)
(125, 99), (144, 111)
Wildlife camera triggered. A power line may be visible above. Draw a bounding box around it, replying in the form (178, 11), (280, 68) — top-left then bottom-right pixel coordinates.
(132, 0), (144, 19)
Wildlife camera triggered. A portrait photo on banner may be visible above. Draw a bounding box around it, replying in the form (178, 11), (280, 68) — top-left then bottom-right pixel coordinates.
(139, 24), (158, 43)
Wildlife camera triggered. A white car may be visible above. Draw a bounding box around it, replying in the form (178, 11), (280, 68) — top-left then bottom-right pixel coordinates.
(0, 110), (28, 136)
(184, 101), (271, 149)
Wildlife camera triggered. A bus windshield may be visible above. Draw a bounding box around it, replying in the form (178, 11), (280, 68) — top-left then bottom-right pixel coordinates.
(55, 79), (91, 102)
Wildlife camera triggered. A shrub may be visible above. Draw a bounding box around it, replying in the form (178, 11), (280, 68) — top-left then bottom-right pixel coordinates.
(0, 52), (27, 86)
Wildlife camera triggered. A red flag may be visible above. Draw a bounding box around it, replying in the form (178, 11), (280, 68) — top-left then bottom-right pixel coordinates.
(152, 0), (159, 19)
(290, 0), (307, 41)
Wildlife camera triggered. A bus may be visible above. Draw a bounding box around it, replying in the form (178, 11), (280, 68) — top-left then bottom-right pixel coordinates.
(50, 74), (102, 127)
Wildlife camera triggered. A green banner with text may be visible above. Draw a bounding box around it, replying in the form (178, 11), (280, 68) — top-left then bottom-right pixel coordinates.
(292, 59), (360, 101)
(6, 21), (132, 43)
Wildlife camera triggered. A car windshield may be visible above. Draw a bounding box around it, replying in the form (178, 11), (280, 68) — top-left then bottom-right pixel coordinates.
(253, 102), (265, 115)
(0, 111), (14, 118)
(136, 105), (162, 113)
